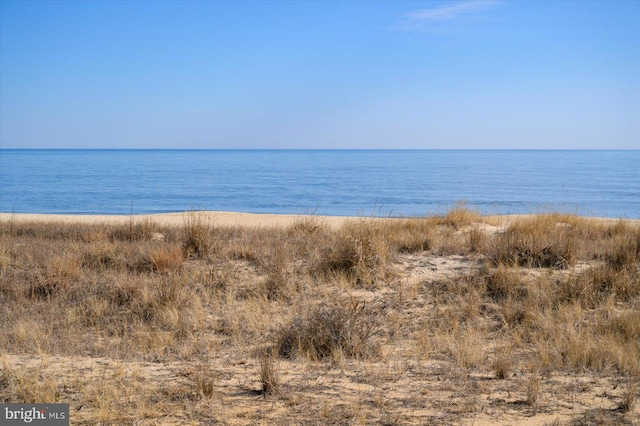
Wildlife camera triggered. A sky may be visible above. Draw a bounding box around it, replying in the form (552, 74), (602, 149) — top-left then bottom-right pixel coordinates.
(0, 0), (639, 149)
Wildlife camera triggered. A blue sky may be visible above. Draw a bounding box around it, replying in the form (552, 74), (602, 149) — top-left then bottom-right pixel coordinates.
(1, 0), (638, 149)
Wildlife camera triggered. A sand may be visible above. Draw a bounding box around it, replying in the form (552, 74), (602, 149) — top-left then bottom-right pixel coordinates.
(1, 210), (633, 231)
(0, 211), (360, 229)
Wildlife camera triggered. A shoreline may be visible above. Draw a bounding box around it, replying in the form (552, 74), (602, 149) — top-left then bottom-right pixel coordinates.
(1, 210), (637, 229)
(0, 211), (362, 229)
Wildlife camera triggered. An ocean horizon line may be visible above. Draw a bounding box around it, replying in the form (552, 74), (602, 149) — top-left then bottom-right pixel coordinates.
(2, 147), (639, 152)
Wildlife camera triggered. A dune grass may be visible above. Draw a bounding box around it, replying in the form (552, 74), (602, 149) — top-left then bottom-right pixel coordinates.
(1, 208), (639, 424)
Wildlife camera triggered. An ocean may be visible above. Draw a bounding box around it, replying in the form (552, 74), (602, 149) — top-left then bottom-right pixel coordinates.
(0, 150), (638, 218)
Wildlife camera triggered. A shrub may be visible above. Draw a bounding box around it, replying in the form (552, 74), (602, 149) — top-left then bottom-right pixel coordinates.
(491, 215), (577, 268)
(109, 218), (157, 242)
(605, 229), (640, 270)
(431, 203), (481, 229)
(29, 251), (82, 298)
(383, 218), (436, 253)
(484, 264), (524, 302)
(319, 222), (391, 287)
(560, 264), (639, 308)
(276, 299), (380, 360)
(182, 212), (211, 259)
(148, 244), (183, 273)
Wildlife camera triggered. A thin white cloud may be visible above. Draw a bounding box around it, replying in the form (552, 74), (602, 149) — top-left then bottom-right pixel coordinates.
(398, 0), (501, 30)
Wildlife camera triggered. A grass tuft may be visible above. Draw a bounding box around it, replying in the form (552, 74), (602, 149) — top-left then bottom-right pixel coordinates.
(493, 345), (514, 380)
(491, 215), (578, 268)
(257, 348), (281, 397)
(319, 221), (392, 287)
(182, 211), (211, 259)
(618, 380), (637, 413)
(525, 375), (541, 406)
(276, 299), (380, 360)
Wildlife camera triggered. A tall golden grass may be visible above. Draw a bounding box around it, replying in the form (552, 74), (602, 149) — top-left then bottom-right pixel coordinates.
(1, 208), (638, 424)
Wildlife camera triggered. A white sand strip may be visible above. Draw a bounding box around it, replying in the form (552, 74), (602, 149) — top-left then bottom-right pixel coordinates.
(0, 211), (366, 229)
(0, 211), (635, 229)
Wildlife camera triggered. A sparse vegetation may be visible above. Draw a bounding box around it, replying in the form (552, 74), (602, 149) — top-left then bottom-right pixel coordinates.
(276, 299), (381, 360)
(257, 348), (281, 397)
(1, 210), (639, 424)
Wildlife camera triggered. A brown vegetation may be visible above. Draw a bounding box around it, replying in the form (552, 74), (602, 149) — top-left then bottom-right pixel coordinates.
(1, 208), (639, 425)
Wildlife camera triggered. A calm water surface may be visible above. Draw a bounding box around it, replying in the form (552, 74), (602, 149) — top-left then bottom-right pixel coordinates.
(1, 150), (638, 218)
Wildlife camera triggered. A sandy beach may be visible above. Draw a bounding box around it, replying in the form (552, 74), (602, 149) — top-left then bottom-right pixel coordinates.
(1, 210), (633, 230)
(0, 211), (365, 229)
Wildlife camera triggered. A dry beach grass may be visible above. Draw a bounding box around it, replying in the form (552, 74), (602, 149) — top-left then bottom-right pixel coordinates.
(1, 208), (639, 425)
